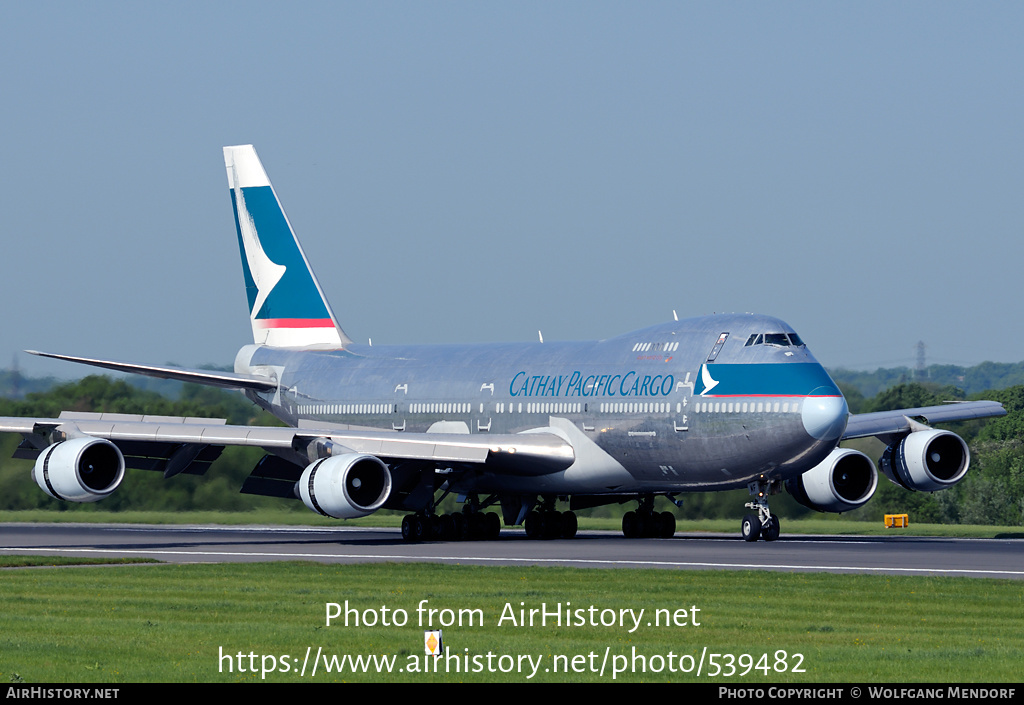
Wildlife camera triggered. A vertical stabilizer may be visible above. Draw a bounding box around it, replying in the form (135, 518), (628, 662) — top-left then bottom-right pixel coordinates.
(224, 145), (351, 348)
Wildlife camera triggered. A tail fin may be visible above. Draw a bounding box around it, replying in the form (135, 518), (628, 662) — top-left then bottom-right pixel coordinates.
(223, 145), (351, 348)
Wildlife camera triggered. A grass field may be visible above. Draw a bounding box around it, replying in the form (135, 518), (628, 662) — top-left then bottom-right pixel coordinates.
(0, 560), (1021, 683)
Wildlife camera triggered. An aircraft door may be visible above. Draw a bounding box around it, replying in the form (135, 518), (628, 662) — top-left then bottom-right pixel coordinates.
(477, 382), (494, 432)
(393, 382), (408, 431)
(706, 332), (729, 362)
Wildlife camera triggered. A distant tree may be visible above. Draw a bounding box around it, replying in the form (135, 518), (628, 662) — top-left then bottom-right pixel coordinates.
(860, 382), (964, 414)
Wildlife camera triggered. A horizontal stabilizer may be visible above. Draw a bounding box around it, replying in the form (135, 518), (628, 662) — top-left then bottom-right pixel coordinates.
(26, 350), (278, 392)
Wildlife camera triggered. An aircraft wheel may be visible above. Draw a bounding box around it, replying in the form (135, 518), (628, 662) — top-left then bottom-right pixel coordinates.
(741, 513), (761, 542)
(402, 514), (427, 542)
(413, 515), (427, 541)
(524, 510), (541, 539)
(438, 514), (456, 541)
(622, 511), (638, 538)
(428, 514), (442, 540)
(560, 511), (578, 539)
(452, 512), (468, 541)
(486, 512), (501, 540)
(401, 515), (417, 542)
(659, 512), (676, 538)
(541, 512), (559, 539)
(468, 512), (487, 540)
(762, 516), (780, 542)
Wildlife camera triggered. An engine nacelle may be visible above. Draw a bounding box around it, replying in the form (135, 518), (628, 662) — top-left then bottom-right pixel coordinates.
(879, 429), (969, 492)
(297, 453), (392, 519)
(32, 438), (125, 503)
(786, 447), (878, 513)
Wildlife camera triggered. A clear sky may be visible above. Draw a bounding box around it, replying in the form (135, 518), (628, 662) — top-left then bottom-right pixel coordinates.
(1, 2), (1021, 378)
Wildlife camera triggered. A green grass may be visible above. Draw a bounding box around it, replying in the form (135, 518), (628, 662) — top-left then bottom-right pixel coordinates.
(1, 509), (1021, 538)
(0, 562), (1020, 683)
(0, 555), (156, 568)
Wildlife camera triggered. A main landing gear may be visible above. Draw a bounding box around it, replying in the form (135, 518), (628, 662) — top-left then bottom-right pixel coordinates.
(401, 509), (501, 542)
(524, 501), (578, 540)
(741, 476), (781, 542)
(401, 492), (501, 543)
(621, 495), (676, 539)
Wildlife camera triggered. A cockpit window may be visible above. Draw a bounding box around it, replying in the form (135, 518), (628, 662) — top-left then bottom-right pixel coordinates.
(745, 332), (804, 348)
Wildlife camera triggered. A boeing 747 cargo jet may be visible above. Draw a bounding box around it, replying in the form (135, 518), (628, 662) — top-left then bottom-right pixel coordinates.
(0, 146), (1005, 542)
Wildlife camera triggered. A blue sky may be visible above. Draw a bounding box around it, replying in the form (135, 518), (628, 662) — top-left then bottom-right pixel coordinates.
(1, 2), (1021, 377)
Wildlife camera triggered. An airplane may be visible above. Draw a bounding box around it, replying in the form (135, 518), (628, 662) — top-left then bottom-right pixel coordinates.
(0, 145), (1006, 543)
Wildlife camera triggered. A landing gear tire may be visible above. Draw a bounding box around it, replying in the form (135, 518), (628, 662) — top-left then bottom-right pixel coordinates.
(484, 512), (500, 540)
(401, 515), (415, 542)
(560, 511), (578, 539)
(622, 511), (638, 538)
(742, 475), (784, 542)
(524, 510), (541, 539)
(438, 514), (456, 541)
(525, 509), (575, 539)
(741, 513), (761, 542)
(658, 511), (676, 538)
(623, 507), (676, 538)
(401, 514), (426, 543)
(452, 512), (468, 541)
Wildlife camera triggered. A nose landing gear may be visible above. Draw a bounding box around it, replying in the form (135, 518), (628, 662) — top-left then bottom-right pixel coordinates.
(742, 476), (781, 542)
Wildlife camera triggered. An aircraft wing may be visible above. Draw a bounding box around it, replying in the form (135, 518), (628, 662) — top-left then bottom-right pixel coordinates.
(0, 411), (576, 477)
(842, 400), (1006, 441)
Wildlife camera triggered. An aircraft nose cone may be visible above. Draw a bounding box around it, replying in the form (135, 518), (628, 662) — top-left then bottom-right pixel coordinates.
(802, 391), (849, 440)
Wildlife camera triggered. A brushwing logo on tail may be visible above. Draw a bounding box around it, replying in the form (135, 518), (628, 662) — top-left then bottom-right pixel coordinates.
(232, 181), (286, 322)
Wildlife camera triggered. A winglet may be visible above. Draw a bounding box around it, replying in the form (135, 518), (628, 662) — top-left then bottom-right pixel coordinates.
(224, 145), (352, 348)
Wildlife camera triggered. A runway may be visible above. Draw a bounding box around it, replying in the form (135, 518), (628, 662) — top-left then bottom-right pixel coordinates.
(1, 523), (1022, 579)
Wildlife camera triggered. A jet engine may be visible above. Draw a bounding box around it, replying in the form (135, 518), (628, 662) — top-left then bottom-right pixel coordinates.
(32, 437), (125, 503)
(786, 447), (878, 513)
(879, 429), (969, 492)
(297, 453), (392, 519)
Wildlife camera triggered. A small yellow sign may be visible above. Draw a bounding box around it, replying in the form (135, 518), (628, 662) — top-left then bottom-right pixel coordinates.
(425, 630), (444, 656)
(884, 514), (909, 528)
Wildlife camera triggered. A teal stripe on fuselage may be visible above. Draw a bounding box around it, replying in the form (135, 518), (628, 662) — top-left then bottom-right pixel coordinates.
(696, 363), (839, 397)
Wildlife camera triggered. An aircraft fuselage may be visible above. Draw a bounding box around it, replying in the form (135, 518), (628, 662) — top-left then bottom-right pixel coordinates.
(237, 312), (848, 497)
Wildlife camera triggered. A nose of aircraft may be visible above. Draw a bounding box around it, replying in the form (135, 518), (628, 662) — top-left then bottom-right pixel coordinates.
(802, 391), (849, 440)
